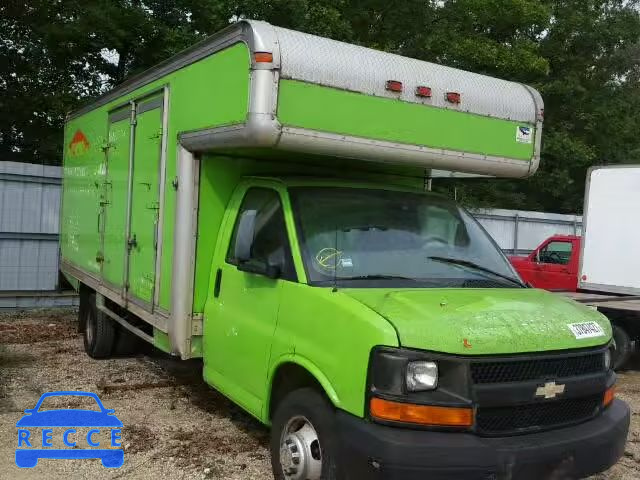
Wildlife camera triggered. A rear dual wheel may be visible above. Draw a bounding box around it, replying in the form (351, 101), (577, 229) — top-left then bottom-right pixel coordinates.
(83, 293), (116, 358)
(81, 291), (139, 358)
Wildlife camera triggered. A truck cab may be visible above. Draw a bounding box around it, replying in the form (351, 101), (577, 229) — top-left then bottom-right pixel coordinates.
(202, 176), (626, 480)
(510, 235), (581, 291)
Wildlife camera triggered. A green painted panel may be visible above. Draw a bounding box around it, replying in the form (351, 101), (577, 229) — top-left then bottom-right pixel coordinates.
(60, 116), (108, 275)
(277, 80), (535, 161)
(61, 42), (251, 312)
(102, 116), (130, 286)
(193, 157), (244, 313)
(153, 328), (171, 353)
(343, 288), (611, 355)
(268, 282), (399, 420)
(191, 336), (203, 357)
(128, 105), (163, 303)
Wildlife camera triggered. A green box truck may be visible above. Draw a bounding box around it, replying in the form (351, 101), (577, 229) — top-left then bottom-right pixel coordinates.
(61, 20), (628, 480)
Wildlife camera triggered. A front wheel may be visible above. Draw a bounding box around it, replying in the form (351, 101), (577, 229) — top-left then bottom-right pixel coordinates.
(612, 324), (633, 370)
(270, 388), (339, 480)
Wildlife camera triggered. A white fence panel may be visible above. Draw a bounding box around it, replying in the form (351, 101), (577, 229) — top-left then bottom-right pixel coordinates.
(473, 208), (582, 256)
(0, 161), (62, 291)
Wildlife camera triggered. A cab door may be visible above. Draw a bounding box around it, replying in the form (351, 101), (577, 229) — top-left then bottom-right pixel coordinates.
(203, 186), (297, 417)
(533, 240), (576, 291)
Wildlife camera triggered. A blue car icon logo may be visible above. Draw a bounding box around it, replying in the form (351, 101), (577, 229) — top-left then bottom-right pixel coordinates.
(16, 391), (124, 468)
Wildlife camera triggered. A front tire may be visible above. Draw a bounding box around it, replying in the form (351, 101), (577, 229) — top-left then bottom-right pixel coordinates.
(83, 293), (115, 359)
(271, 388), (339, 480)
(612, 324), (633, 370)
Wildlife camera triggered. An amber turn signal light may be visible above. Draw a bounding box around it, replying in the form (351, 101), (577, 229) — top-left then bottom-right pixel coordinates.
(604, 386), (615, 407)
(370, 397), (473, 427)
(254, 52), (273, 63)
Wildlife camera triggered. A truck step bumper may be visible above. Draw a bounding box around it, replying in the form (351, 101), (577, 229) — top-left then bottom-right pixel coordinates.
(336, 399), (630, 480)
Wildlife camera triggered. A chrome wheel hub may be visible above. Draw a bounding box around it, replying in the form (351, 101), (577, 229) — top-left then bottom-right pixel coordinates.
(279, 416), (322, 480)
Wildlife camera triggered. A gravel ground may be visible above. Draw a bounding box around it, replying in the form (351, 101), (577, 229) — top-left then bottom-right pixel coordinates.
(0, 308), (639, 479)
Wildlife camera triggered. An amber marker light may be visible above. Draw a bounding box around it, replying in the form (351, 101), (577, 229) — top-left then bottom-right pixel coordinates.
(254, 52), (273, 63)
(604, 386), (615, 408)
(370, 397), (473, 427)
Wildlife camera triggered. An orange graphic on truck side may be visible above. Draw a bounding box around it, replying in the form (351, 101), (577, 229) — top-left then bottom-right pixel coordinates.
(69, 130), (90, 156)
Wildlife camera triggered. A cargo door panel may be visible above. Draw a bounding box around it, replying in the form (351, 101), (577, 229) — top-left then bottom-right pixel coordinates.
(101, 110), (131, 288)
(127, 98), (163, 306)
(100, 94), (165, 309)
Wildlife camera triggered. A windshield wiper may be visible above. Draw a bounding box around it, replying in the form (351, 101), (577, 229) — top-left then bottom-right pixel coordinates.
(335, 274), (418, 281)
(427, 256), (525, 287)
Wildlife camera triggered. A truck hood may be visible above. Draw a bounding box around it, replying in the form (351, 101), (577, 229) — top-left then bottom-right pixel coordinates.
(343, 288), (611, 355)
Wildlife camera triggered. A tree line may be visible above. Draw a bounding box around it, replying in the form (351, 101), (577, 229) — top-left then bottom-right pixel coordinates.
(2, 0), (639, 212)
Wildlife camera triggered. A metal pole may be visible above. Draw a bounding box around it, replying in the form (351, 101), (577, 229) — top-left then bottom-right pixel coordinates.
(122, 101), (137, 296)
(513, 213), (520, 255)
(170, 145), (197, 359)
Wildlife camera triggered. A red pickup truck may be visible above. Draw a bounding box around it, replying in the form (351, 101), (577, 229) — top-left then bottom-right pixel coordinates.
(509, 235), (582, 291)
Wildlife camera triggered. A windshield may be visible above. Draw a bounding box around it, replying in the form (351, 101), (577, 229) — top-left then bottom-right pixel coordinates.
(289, 187), (523, 288)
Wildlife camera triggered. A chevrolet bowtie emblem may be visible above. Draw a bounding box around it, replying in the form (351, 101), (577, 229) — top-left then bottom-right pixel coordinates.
(535, 381), (566, 399)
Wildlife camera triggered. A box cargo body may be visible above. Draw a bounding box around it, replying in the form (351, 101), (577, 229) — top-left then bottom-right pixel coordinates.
(61, 21), (629, 480)
(61, 20), (543, 358)
(579, 166), (640, 295)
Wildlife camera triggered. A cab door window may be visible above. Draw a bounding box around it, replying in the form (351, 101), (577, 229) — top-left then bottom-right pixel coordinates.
(226, 188), (297, 281)
(538, 241), (572, 265)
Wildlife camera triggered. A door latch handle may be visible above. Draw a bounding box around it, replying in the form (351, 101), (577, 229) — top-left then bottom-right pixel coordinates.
(213, 268), (222, 298)
(127, 234), (138, 250)
(153, 220), (159, 249)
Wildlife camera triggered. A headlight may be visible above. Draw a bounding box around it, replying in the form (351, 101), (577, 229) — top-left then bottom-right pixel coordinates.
(604, 349), (612, 370)
(406, 361), (438, 391)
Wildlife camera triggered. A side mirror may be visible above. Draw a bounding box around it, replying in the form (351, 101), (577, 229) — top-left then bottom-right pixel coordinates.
(234, 210), (257, 262)
(237, 261), (281, 279)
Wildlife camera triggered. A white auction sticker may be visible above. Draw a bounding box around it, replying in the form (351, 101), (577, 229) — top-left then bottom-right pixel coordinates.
(567, 322), (605, 339)
(516, 126), (533, 143)
(340, 258), (353, 268)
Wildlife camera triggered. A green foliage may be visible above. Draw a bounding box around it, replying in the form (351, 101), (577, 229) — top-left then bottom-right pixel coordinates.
(2, 0), (639, 212)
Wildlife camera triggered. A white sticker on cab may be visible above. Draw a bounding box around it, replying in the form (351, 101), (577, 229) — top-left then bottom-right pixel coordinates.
(340, 258), (353, 268)
(516, 126), (533, 144)
(567, 321), (605, 339)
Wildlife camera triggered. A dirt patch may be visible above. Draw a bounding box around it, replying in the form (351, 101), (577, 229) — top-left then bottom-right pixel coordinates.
(122, 424), (158, 454)
(0, 308), (638, 480)
(163, 425), (267, 467)
(0, 309), (77, 344)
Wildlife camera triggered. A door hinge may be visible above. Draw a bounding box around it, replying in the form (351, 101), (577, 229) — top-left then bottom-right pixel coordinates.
(101, 142), (112, 152)
(192, 314), (203, 336)
(96, 252), (104, 263)
(172, 177), (179, 190)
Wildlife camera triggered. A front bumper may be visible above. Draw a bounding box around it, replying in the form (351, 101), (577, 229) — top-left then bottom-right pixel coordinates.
(336, 399), (629, 480)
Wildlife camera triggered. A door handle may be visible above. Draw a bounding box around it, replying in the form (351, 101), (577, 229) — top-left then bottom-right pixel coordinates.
(153, 220), (159, 249)
(213, 268), (222, 298)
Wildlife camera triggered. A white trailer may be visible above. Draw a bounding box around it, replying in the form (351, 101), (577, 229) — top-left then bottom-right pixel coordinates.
(568, 166), (640, 368)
